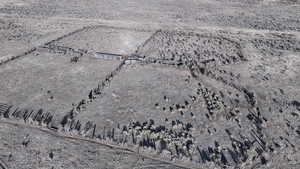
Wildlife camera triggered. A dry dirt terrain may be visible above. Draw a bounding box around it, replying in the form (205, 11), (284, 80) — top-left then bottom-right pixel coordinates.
(0, 0), (300, 169)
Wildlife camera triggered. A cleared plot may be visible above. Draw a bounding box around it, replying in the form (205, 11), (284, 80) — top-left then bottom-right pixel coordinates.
(51, 26), (155, 55)
(0, 50), (121, 114)
(74, 63), (248, 144)
(0, 122), (184, 169)
(74, 63), (249, 127)
(75, 64), (202, 128)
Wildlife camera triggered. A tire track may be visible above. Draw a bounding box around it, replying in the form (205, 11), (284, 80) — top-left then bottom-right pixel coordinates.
(0, 119), (192, 169)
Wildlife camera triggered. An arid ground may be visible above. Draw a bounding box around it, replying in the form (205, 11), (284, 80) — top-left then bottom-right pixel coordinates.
(0, 0), (300, 169)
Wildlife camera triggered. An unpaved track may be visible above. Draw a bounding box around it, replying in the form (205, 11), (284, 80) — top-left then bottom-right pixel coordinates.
(0, 120), (193, 169)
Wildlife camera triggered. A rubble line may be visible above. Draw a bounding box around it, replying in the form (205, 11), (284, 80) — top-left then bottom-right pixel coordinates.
(38, 44), (88, 57)
(44, 25), (99, 46)
(39, 44), (146, 61)
(0, 48), (37, 66)
(136, 29), (162, 54)
(136, 57), (218, 70)
(63, 58), (127, 120)
(0, 119), (194, 169)
(190, 59), (256, 108)
(95, 52), (124, 58)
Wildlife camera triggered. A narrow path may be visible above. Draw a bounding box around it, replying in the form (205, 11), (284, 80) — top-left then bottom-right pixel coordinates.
(0, 119), (195, 169)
